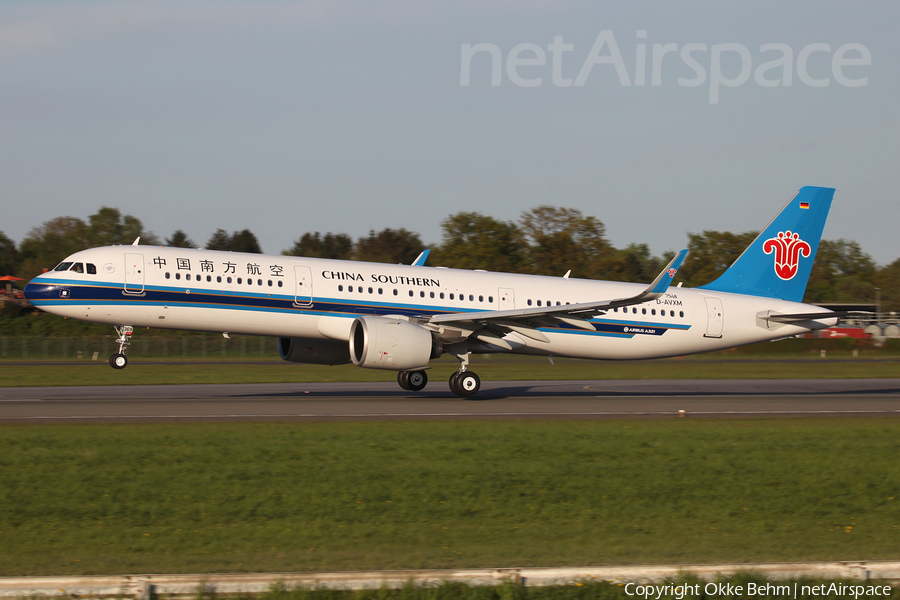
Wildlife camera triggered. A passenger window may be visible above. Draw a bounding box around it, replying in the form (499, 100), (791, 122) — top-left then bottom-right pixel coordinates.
(440, 292), (444, 299)
(679, 311), (684, 318)
(258, 279), (262, 286)
(537, 300), (542, 306)
(527, 299), (532, 306)
(87, 263), (97, 275)
(268, 280), (273, 287)
(217, 276), (222, 283)
(54, 262), (74, 271)
(393, 289), (398, 296)
(469, 294), (474, 301)
(368, 287), (373, 294)
(450, 293), (455, 300)
(358, 286), (363, 293)
(420, 291), (425, 298)
(278, 281), (283, 287)
(175, 273), (181, 280)
(237, 277), (242, 284)
(378, 288), (383, 295)
(165, 272), (171, 279)
(227, 277), (232, 284)
(488, 296), (493, 303)
(69, 263), (84, 273)
(339, 285), (344, 292)
(186, 273), (192, 281)
(430, 292), (434, 299)
(642, 308), (647, 315)
(207, 275), (212, 282)
(408, 290), (414, 297)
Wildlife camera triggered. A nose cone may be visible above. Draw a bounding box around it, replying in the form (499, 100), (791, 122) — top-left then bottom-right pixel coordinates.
(24, 278), (58, 305)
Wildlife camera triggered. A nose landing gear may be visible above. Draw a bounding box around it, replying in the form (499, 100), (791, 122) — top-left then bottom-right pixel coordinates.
(109, 325), (133, 369)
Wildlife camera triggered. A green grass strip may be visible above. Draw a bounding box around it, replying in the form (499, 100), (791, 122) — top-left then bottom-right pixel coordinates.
(1, 419), (899, 576)
(3, 354), (900, 387)
(23, 577), (900, 600)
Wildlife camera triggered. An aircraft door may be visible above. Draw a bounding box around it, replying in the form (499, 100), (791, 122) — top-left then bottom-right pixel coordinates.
(704, 296), (724, 338)
(124, 253), (144, 294)
(293, 265), (313, 307)
(499, 287), (515, 310)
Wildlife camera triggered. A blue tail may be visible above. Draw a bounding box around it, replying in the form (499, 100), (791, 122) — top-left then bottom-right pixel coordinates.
(698, 186), (834, 302)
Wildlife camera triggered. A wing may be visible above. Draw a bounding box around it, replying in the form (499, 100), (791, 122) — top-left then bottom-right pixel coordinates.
(418, 249), (689, 349)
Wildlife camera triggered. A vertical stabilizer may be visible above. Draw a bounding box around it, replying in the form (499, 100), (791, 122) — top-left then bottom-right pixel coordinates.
(699, 186), (834, 302)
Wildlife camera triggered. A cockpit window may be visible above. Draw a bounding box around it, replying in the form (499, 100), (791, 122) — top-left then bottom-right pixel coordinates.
(54, 262), (74, 271)
(86, 263), (97, 275)
(69, 263), (84, 273)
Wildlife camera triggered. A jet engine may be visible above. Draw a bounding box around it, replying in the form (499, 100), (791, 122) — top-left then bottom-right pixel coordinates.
(277, 337), (351, 365)
(349, 316), (442, 371)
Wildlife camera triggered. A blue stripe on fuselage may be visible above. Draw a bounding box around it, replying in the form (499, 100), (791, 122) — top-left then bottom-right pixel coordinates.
(25, 279), (691, 339)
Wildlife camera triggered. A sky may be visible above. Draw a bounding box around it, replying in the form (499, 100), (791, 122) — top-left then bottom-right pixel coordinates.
(1, 1), (898, 265)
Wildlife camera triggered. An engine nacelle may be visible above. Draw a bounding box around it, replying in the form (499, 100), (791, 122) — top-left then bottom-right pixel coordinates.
(349, 316), (441, 371)
(277, 337), (351, 365)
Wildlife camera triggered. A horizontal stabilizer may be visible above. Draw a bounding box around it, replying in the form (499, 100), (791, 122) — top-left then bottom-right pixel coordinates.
(766, 310), (866, 324)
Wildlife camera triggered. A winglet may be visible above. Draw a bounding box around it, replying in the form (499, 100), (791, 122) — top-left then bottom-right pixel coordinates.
(645, 249), (688, 296)
(412, 249), (430, 266)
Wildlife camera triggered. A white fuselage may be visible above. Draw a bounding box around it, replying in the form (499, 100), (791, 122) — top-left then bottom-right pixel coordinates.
(25, 245), (834, 361)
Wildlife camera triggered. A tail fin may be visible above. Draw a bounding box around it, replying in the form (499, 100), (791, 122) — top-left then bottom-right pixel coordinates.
(698, 186), (834, 302)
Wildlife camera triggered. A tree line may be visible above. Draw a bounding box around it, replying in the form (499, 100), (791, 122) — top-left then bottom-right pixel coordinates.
(1, 206), (897, 312)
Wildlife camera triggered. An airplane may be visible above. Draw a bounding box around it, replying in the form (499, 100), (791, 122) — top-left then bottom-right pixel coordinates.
(24, 186), (843, 397)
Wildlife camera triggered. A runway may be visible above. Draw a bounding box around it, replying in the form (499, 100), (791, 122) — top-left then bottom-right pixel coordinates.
(1, 379), (899, 423)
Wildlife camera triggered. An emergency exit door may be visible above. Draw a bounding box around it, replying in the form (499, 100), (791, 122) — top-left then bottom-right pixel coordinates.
(124, 253), (144, 294)
(704, 296), (724, 338)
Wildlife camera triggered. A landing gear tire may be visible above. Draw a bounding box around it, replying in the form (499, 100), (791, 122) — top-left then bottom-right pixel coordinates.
(456, 371), (480, 397)
(398, 371), (411, 390)
(449, 372), (462, 395)
(407, 370), (428, 392)
(450, 371), (480, 397)
(109, 353), (128, 369)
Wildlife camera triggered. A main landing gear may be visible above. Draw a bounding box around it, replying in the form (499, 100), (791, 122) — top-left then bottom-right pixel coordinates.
(109, 325), (133, 369)
(448, 346), (480, 398)
(449, 370), (480, 397)
(395, 346), (481, 398)
(397, 370), (429, 392)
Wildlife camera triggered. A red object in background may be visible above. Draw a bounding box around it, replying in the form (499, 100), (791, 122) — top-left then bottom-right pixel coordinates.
(819, 327), (870, 339)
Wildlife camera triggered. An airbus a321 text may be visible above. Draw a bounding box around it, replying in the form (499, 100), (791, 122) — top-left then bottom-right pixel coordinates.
(25, 186), (845, 397)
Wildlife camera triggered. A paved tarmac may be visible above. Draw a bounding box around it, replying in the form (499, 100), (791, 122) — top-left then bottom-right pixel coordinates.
(1, 379), (899, 423)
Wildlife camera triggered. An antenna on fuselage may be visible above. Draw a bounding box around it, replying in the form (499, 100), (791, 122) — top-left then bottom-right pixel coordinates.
(132, 237), (140, 246)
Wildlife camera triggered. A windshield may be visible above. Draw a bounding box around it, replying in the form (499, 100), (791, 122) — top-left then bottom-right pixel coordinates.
(53, 262), (74, 272)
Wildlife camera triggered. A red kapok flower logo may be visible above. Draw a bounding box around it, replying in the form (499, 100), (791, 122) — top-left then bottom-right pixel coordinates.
(762, 231), (811, 280)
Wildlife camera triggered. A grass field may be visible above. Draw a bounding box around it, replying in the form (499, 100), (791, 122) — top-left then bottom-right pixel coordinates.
(1, 419), (899, 576)
(2, 354), (900, 387)
(16, 577), (900, 600)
